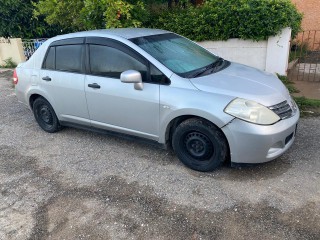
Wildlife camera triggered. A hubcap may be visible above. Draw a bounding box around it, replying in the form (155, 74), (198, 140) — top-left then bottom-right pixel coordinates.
(39, 105), (52, 124)
(184, 132), (213, 160)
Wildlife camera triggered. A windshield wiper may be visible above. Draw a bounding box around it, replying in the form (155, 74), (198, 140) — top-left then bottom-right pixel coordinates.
(212, 57), (224, 69)
(188, 57), (225, 78)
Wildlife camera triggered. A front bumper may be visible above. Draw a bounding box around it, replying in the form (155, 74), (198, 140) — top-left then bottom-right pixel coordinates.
(222, 110), (300, 164)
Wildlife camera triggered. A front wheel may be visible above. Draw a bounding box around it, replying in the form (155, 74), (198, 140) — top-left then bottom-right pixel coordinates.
(33, 97), (61, 133)
(172, 118), (228, 172)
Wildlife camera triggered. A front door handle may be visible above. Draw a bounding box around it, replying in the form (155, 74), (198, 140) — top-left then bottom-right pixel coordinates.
(42, 76), (51, 81)
(88, 83), (101, 89)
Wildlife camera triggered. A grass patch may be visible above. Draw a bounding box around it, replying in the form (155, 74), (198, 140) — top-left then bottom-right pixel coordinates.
(293, 96), (320, 108)
(277, 75), (300, 94)
(278, 75), (320, 117)
(289, 42), (309, 62)
(0, 58), (17, 68)
(294, 97), (320, 117)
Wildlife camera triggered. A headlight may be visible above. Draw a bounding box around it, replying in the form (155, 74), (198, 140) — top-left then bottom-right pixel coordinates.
(224, 98), (280, 125)
(290, 96), (298, 114)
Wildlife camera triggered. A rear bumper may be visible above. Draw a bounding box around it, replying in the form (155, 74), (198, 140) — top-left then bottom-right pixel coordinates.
(222, 110), (299, 164)
(15, 88), (29, 107)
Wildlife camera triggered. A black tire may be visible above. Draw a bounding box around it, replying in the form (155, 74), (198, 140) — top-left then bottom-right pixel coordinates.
(172, 118), (228, 172)
(33, 97), (61, 133)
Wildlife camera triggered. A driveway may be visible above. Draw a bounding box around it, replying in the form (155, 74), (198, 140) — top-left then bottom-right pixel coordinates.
(0, 70), (319, 240)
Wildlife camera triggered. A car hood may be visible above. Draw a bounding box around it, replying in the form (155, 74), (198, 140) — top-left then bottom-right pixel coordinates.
(189, 62), (290, 106)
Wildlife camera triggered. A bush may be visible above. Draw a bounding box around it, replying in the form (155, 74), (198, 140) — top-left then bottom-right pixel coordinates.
(104, 0), (149, 28)
(289, 41), (309, 62)
(0, 58), (17, 68)
(277, 74), (299, 94)
(147, 0), (302, 41)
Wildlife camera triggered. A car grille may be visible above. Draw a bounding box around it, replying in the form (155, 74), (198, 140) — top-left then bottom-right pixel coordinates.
(269, 101), (293, 119)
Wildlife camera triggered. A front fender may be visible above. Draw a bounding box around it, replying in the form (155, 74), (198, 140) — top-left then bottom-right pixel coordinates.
(159, 85), (235, 143)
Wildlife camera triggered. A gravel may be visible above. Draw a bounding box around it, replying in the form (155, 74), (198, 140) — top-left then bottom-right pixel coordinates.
(0, 70), (319, 240)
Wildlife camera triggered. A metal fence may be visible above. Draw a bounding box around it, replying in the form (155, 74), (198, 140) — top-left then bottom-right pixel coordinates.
(22, 39), (48, 60)
(288, 30), (320, 82)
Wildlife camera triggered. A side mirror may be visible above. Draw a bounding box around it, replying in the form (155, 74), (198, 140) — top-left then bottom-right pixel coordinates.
(120, 70), (143, 90)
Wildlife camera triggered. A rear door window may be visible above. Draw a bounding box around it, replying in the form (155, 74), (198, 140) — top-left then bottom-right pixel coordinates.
(43, 44), (83, 73)
(55, 45), (82, 72)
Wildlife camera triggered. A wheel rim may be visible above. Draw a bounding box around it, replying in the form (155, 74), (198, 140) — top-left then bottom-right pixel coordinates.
(38, 105), (53, 125)
(184, 131), (214, 160)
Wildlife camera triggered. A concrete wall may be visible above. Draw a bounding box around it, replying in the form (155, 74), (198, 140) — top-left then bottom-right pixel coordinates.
(0, 38), (26, 66)
(0, 29), (292, 75)
(198, 28), (292, 75)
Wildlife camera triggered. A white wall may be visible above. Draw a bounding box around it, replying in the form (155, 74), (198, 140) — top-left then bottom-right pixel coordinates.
(197, 28), (292, 75)
(0, 29), (292, 75)
(0, 38), (26, 65)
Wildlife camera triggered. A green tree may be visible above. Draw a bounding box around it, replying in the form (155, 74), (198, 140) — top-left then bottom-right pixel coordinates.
(0, 0), (57, 38)
(104, 0), (148, 28)
(34, 0), (85, 33)
(80, 0), (107, 29)
(34, 0), (148, 31)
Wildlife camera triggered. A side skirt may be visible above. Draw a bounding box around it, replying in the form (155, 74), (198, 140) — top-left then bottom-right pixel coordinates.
(60, 121), (167, 150)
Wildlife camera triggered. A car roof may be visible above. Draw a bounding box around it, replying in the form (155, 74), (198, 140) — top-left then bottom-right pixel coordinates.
(53, 28), (171, 41)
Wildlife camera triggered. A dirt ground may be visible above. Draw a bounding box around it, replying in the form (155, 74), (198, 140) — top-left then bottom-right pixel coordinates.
(0, 70), (319, 240)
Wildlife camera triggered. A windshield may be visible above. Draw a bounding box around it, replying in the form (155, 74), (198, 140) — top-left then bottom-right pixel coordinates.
(130, 33), (219, 77)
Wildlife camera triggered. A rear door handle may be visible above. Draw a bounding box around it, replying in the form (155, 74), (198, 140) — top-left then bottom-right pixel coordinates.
(88, 83), (101, 89)
(42, 76), (51, 81)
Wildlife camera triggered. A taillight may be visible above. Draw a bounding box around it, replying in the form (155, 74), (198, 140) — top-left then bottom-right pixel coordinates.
(13, 69), (18, 85)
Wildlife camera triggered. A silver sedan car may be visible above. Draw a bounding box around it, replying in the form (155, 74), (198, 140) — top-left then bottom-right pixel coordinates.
(14, 28), (299, 172)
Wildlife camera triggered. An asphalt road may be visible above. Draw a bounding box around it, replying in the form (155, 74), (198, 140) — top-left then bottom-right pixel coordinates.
(0, 70), (319, 240)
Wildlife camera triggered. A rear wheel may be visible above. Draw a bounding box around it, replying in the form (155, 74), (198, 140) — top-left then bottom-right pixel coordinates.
(33, 97), (61, 133)
(172, 118), (228, 172)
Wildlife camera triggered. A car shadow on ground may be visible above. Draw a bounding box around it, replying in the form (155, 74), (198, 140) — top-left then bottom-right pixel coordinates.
(58, 125), (294, 183)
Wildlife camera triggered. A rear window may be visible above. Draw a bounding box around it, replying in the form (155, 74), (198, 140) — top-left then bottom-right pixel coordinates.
(43, 47), (55, 70)
(42, 44), (83, 73)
